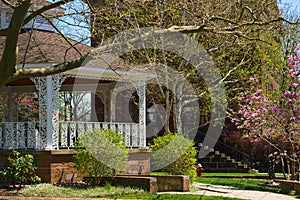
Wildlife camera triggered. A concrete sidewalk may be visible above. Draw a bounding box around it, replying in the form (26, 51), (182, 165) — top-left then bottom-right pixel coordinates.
(159, 183), (297, 200)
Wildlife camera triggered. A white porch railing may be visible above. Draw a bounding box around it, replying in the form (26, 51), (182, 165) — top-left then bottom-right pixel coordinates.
(0, 122), (140, 150)
(0, 122), (38, 149)
(58, 121), (140, 149)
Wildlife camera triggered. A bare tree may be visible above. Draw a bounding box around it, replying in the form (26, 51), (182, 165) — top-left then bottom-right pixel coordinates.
(88, 0), (299, 133)
(0, 0), (92, 87)
(0, 0), (298, 88)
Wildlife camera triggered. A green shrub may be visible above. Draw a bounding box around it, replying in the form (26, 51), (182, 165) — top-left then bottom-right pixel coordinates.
(149, 131), (197, 179)
(0, 151), (41, 188)
(74, 129), (128, 178)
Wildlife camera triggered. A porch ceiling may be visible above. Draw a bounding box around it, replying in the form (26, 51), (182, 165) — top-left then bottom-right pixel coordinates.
(5, 77), (112, 87)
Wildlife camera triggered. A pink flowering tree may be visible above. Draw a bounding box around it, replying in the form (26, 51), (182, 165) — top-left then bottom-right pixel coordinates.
(229, 45), (300, 180)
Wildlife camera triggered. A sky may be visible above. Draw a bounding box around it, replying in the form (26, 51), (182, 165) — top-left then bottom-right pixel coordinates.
(281, 0), (300, 6)
(280, 0), (300, 17)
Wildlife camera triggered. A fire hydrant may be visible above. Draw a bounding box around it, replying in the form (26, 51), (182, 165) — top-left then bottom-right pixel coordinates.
(197, 163), (204, 177)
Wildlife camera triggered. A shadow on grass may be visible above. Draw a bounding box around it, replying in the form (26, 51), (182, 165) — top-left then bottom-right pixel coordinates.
(114, 193), (242, 200)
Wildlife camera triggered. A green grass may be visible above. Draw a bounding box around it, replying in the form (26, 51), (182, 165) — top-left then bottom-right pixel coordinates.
(17, 184), (242, 200)
(117, 193), (242, 199)
(151, 171), (284, 178)
(18, 184), (143, 198)
(201, 172), (284, 177)
(150, 171), (172, 176)
(201, 172), (267, 177)
(195, 177), (280, 193)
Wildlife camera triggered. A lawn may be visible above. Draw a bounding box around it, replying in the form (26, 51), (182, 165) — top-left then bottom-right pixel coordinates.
(151, 171), (284, 178)
(201, 172), (284, 178)
(16, 184), (242, 200)
(18, 183), (143, 198)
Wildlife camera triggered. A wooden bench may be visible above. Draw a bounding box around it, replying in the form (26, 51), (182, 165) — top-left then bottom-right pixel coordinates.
(274, 179), (300, 194)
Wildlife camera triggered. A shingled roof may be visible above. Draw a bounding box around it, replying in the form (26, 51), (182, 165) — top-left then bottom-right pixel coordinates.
(0, 29), (92, 64)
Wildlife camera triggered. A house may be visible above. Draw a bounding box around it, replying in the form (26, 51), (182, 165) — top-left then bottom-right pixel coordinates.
(0, 0), (152, 182)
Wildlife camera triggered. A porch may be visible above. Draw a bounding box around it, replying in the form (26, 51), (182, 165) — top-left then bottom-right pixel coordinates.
(0, 64), (153, 181)
(0, 54), (154, 150)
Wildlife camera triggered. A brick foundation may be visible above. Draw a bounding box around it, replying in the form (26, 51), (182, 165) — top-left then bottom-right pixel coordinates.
(0, 148), (151, 183)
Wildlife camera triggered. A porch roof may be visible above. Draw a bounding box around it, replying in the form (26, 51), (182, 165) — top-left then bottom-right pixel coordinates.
(1, 29), (155, 86)
(0, 30), (91, 64)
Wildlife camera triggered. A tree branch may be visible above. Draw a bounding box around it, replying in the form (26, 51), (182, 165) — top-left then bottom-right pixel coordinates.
(43, 14), (83, 59)
(0, 0), (15, 8)
(23, 0), (71, 26)
(8, 54), (88, 82)
(169, 16), (299, 34)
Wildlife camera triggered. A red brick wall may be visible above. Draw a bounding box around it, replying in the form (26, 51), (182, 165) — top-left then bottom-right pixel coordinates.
(0, 149), (151, 183)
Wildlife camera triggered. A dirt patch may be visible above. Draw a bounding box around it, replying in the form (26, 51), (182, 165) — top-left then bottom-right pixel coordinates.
(0, 188), (18, 196)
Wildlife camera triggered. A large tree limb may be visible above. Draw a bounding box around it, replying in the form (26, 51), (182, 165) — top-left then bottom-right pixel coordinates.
(169, 16), (299, 34)
(0, 0), (31, 86)
(8, 54), (88, 83)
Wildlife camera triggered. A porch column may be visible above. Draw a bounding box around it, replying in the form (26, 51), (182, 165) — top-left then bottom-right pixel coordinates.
(109, 82), (117, 122)
(110, 87), (117, 122)
(136, 81), (146, 148)
(31, 74), (66, 149)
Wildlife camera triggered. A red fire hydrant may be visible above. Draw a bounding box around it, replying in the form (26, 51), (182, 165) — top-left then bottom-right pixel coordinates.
(197, 163), (204, 177)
